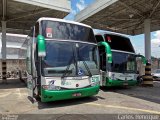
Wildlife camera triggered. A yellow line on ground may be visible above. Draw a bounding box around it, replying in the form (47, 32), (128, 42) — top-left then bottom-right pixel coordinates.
(18, 88), (22, 98)
(86, 102), (160, 114)
(0, 92), (11, 98)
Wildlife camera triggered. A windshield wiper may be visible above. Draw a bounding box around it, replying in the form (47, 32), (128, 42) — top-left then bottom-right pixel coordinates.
(77, 50), (92, 77)
(61, 57), (73, 79)
(61, 46), (76, 79)
(82, 60), (92, 77)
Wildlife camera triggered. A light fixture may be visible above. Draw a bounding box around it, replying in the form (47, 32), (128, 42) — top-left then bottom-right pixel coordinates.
(129, 14), (134, 18)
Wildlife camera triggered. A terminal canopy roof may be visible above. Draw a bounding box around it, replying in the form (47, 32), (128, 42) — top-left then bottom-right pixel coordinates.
(75, 0), (160, 35)
(0, 0), (71, 34)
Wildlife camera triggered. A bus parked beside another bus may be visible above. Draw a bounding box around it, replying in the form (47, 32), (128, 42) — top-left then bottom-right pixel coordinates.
(95, 33), (146, 87)
(21, 17), (111, 102)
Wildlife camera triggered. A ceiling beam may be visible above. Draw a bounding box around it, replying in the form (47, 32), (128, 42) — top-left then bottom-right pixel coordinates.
(85, 20), (117, 31)
(118, 0), (144, 18)
(149, 0), (160, 18)
(94, 17), (140, 21)
(2, 0), (7, 20)
(7, 9), (52, 21)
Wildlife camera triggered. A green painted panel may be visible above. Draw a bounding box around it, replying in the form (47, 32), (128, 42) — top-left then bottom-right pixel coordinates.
(41, 85), (100, 102)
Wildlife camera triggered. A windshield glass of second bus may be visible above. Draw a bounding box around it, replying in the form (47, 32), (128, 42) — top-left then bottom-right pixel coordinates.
(111, 52), (136, 73)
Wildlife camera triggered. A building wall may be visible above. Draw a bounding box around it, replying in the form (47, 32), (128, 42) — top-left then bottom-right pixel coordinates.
(0, 59), (26, 78)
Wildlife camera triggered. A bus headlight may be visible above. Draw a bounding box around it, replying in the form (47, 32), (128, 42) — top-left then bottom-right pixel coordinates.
(42, 85), (49, 90)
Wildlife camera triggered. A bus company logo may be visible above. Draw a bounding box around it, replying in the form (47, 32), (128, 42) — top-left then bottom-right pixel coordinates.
(49, 80), (55, 85)
(78, 67), (84, 76)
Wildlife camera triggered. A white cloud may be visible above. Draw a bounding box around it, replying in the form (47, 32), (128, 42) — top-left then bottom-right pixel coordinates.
(76, 0), (86, 11)
(151, 31), (160, 45)
(71, 9), (77, 15)
(151, 31), (160, 57)
(153, 31), (160, 39)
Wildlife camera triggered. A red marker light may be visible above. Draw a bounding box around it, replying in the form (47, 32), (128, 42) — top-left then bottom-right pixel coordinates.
(46, 28), (52, 33)
(46, 28), (53, 38)
(107, 36), (111, 42)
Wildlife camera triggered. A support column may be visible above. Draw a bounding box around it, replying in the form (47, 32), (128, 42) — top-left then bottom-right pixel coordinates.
(143, 19), (153, 86)
(144, 19), (151, 60)
(1, 21), (7, 83)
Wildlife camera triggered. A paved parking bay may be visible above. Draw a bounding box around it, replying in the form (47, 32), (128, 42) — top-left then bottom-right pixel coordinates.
(0, 79), (160, 116)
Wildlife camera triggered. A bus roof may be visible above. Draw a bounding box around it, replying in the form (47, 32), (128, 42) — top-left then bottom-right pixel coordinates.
(37, 17), (92, 28)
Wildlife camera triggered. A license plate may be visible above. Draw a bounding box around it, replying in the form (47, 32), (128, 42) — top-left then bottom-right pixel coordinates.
(123, 82), (128, 85)
(72, 93), (81, 97)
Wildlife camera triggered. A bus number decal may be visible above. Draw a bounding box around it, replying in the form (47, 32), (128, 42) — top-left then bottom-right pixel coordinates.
(91, 77), (99, 83)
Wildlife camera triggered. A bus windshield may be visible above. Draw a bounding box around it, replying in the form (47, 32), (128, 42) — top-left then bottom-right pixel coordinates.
(110, 51), (136, 73)
(41, 20), (96, 43)
(104, 34), (135, 53)
(42, 41), (99, 77)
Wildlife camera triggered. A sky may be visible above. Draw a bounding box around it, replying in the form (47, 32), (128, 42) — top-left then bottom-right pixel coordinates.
(65, 0), (160, 58)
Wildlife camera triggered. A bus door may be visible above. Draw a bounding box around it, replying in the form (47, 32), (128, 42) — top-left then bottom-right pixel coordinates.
(26, 37), (34, 98)
(26, 27), (37, 100)
(95, 35), (112, 86)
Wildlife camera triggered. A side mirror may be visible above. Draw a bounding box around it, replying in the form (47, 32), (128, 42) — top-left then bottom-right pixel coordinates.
(98, 41), (112, 63)
(37, 35), (46, 57)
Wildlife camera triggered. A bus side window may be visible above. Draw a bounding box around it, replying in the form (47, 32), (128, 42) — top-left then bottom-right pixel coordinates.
(35, 22), (39, 37)
(95, 35), (104, 43)
(26, 28), (33, 75)
(34, 22), (39, 68)
(26, 42), (32, 75)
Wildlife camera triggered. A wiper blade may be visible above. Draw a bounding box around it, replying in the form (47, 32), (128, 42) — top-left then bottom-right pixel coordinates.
(82, 61), (92, 77)
(61, 57), (73, 79)
(61, 46), (76, 79)
(77, 52), (92, 77)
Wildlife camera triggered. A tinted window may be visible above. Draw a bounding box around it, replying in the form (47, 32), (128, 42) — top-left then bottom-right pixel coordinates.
(95, 34), (135, 52)
(42, 41), (99, 77)
(35, 22), (39, 37)
(41, 20), (96, 43)
(105, 34), (134, 52)
(111, 51), (136, 73)
(95, 35), (104, 43)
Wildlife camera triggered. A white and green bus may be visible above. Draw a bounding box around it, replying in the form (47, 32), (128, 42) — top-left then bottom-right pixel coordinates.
(22, 18), (111, 102)
(95, 33), (146, 87)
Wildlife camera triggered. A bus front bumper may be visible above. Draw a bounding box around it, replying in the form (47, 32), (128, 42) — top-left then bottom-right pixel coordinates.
(41, 85), (99, 102)
(106, 79), (137, 87)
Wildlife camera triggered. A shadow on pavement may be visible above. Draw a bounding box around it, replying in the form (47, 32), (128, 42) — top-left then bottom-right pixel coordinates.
(101, 82), (160, 104)
(0, 79), (26, 89)
(37, 96), (98, 110)
(100, 85), (132, 92)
